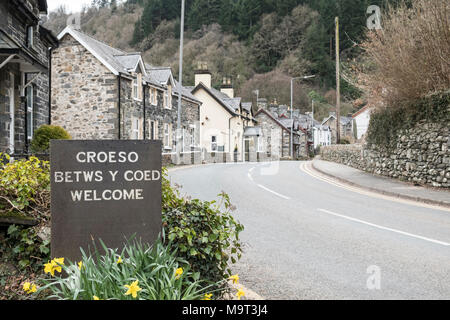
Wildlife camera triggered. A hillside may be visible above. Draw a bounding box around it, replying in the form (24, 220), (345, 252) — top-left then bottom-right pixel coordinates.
(43, 0), (393, 119)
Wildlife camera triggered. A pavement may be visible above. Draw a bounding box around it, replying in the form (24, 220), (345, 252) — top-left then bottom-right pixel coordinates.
(168, 161), (450, 300)
(312, 159), (450, 209)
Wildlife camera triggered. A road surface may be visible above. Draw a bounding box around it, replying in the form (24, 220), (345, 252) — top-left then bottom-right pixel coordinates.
(168, 161), (450, 300)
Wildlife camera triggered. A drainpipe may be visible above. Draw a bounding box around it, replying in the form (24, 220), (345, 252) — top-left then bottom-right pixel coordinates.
(118, 74), (122, 140)
(48, 47), (52, 125)
(143, 83), (146, 140)
(229, 116), (232, 154)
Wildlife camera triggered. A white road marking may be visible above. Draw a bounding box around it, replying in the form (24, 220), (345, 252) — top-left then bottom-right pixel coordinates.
(318, 208), (450, 247)
(257, 184), (291, 200)
(300, 162), (450, 213)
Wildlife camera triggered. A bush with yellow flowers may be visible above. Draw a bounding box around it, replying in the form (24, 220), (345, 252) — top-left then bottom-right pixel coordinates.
(37, 238), (225, 300)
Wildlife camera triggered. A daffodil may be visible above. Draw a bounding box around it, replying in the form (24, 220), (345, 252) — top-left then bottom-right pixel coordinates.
(236, 288), (245, 300)
(202, 293), (213, 300)
(124, 280), (142, 299)
(23, 282), (37, 294)
(93, 296), (101, 300)
(229, 274), (239, 284)
(44, 259), (62, 276)
(175, 268), (183, 279)
(117, 256), (123, 264)
(78, 261), (83, 270)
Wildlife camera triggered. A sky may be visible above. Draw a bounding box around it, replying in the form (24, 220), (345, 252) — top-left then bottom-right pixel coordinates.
(47, 0), (93, 13)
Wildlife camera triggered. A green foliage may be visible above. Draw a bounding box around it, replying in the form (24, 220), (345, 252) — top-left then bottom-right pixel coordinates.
(0, 154), (50, 219)
(367, 91), (450, 149)
(161, 169), (244, 283)
(30, 125), (71, 154)
(39, 238), (222, 300)
(0, 225), (50, 271)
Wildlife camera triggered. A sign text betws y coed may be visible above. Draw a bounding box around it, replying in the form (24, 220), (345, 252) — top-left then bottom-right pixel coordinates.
(50, 140), (162, 262)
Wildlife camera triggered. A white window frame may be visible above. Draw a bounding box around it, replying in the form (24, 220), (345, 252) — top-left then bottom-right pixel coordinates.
(257, 135), (264, 153)
(133, 74), (142, 101)
(164, 85), (172, 110)
(150, 87), (157, 106)
(164, 123), (172, 149)
(131, 117), (143, 140)
(148, 120), (157, 140)
(26, 85), (33, 140)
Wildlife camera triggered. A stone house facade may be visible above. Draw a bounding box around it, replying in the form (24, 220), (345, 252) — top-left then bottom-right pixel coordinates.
(0, 0), (58, 155)
(51, 26), (201, 153)
(254, 108), (308, 159)
(322, 112), (354, 144)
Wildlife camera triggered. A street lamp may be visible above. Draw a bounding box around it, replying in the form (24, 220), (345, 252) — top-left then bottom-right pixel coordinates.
(290, 75), (315, 159)
(176, 0), (185, 164)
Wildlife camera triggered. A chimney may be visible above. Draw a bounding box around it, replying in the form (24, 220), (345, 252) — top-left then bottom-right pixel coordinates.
(194, 61), (212, 89)
(220, 76), (234, 98)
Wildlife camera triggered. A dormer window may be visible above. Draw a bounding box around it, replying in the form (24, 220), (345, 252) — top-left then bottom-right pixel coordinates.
(26, 26), (34, 48)
(164, 85), (172, 109)
(132, 73), (143, 101)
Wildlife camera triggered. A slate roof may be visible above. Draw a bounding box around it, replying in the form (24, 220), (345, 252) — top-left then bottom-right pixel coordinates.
(191, 83), (239, 115)
(241, 102), (252, 113)
(57, 27), (199, 104)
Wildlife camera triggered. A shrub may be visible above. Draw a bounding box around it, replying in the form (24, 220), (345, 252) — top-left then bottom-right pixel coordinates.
(356, 0), (450, 106)
(161, 169), (244, 283)
(367, 91), (450, 149)
(0, 154), (50, 220)
(38, 238), (223, 300)
(30, 125), (71, 154)
(0, 225), (50, 272)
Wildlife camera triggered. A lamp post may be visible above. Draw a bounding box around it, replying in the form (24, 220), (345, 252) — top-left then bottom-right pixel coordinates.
(176, 0), (185, 164)
(290, 75), (315, 159)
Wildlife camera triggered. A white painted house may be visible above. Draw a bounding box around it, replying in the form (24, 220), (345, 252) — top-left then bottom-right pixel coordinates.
(313, 124), (332, 149)
(352, 105), (373, 140)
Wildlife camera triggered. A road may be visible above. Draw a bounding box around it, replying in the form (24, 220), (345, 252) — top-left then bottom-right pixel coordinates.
(168, 161), (450, 300)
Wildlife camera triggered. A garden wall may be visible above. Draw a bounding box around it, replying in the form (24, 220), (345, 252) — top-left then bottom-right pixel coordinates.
(320, 93), (450, 188)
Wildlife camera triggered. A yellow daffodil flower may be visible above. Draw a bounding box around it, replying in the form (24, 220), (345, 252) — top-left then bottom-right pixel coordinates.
(44, 260), (62, 276)
(202, 293), (213, 300)
(124, 280), (142, 299)
(175, 268), (183, 279)
(93, 296), (100, 300)
(23, 282), (37, 294)
(236, 288), (245, 300)
(229, 274), (239, 284)
(78, 261), (83, 270)
(117, 257), (123, 264)
(53, 257), (65, 266)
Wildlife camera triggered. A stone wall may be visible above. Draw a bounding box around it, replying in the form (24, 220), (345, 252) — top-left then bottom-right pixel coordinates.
(320, 120), (450, 188)
(52, 34), (118, 140)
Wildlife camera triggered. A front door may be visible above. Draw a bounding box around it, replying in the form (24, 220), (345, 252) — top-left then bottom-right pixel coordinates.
(8, 73), (14, 155)
(245, 138), (250, 162)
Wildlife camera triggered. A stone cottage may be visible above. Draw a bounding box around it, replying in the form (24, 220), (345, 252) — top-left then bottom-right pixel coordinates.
(0, 0), (58, 155)
(51, 26), (201, 154)
(254, 107), (308, 160)
(322, 112), (354, 144)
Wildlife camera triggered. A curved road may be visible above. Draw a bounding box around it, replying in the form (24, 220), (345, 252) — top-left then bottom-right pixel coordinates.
(168, 161), (450, 300)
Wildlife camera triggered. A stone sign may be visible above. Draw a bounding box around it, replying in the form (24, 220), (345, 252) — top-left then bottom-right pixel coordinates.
(50, 140), (162, 262)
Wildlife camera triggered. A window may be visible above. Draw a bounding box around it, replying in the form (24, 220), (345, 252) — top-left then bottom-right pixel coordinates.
(189, 126), (195, 147)
(26, 85), (33, 140)
(26, 26), (34, 48)
(164, 123), (172, 148)
(131, 117), (142, 140)
(257, 136), (264, 152)
(150, 88), (157, 105)
(133, 74), (142, 100)
(164, 85), (172, 109)
(211, 136), (218, 152)
(148, 120), (157, 140)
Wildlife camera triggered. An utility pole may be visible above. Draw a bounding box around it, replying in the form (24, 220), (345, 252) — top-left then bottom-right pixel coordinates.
(335, 17), (341, 145)
(176, 0), (185, 163)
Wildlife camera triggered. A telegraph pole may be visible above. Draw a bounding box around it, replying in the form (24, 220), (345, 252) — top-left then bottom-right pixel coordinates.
(335, 16), (341, 145)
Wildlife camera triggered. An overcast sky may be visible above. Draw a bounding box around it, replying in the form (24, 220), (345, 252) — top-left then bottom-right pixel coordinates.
(47, 0), (93, 13)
